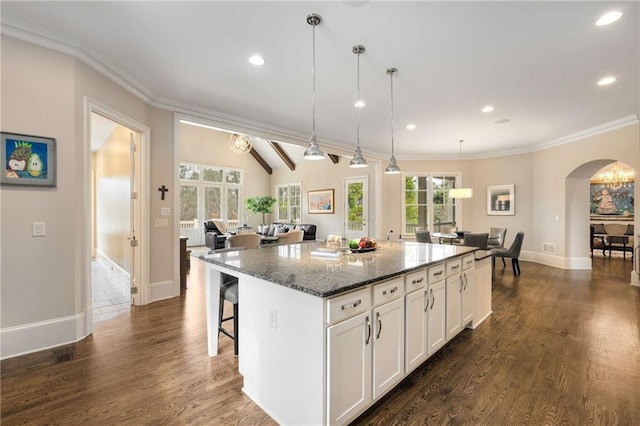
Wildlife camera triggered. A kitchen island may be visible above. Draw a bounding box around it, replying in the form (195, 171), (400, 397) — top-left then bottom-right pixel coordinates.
(199, 241), (492, 425)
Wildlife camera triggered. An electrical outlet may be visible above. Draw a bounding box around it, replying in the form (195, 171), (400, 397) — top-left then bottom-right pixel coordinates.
(268, 309), (278, 329)
(32, 222), (46, 237)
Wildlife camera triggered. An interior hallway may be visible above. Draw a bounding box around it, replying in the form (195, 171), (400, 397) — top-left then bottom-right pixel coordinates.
(92, 260), (130, 323)
(1, 256), (638, 424)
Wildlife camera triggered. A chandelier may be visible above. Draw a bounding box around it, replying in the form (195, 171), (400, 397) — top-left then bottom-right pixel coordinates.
(599, 162), (634, 190)
(229, 133), (252, 154)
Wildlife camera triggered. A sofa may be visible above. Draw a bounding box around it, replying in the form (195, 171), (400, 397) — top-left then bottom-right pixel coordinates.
(591, 222), (634, 258)
(262, 222), (317, 241)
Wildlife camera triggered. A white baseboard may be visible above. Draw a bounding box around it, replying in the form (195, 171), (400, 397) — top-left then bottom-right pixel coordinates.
(520, 250), (591, 270)
(149, 279), (177, 302)
(1, 313), (87, 360)
(96, 250), (130, 285)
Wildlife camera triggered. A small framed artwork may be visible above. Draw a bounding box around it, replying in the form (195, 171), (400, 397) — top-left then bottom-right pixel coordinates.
(487, 184), (515, 215)
(308, 188), (335, 214)
(1, 132), (56, 187)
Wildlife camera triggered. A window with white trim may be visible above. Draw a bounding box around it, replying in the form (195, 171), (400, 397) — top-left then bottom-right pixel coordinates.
(403, 174), (460, 234)
(275, 183), (301, 223)
(179, 163), (243, 229)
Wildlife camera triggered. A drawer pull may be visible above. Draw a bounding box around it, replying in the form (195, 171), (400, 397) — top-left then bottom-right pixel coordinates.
(341, 300), (362, 310)
(451, 265), (459, 270)
(382, 286), (398, 296)
(433, 270), (443, 276)
(412, 277), (424, 284)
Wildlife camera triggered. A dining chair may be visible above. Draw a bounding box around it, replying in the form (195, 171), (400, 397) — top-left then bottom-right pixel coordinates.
(492, 231), (525, 275)
(275, 229), (304, 244)
(415, 230), (431, 243)
(463, 232), (489, 250)
(218, 233), (261, 355)
(488, 227), (507, 249)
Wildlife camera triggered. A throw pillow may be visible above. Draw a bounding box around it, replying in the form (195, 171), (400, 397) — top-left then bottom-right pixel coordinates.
(268, 225), (277, 237)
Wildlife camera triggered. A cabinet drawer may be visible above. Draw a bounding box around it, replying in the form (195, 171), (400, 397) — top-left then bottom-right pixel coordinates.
(462, 254), (475, 270)
(405, 269), (427, 293)
(373, 277), (404, 306)
(427, 263), (445, 283)
(326, 287), (371, 325)
(445, 259), (462, 276)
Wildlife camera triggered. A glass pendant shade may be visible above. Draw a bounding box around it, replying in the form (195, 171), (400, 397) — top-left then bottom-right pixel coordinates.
(304, 13), (325, 161)
(384, 68), (401, 175)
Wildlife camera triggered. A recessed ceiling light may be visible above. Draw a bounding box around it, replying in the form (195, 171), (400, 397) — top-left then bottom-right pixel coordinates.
(354, 100), (365, 108)
(495, 118), (510, 125)
(406, 124), (416, 130)
(597, 76), (617, 86)
(248, 55), (265, 66)
(481, 105), (494, 113)
(596, 11), (622, 26)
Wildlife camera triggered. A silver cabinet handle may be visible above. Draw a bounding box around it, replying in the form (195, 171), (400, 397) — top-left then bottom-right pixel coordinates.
(430, 288), (435, 310)
(382, 286), (398, 296)
(434, 270), (443, 276)
(460, 276), (464, 293)
(341, 300), (361, 310)
(376, 311), (382, 340)
(451, 264), (460, 270)
(365, 316), (371, 345)
(463, 274), (468, 290)
(424, 290), (429, 312)
(412, 277), (424, 284)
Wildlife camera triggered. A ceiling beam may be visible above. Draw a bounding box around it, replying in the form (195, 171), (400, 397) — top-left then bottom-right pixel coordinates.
(328, 154), (340, 164)
(250, 148), (272, 175)
(267, 141), (296, 171)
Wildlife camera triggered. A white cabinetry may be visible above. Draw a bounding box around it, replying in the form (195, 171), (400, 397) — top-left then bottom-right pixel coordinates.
(445, 259), (463, 341)
(404, 269), (428, 373)
(461, 255), (475, 327)
(427, 279), (446, 355)
(372, 297), (405, 398)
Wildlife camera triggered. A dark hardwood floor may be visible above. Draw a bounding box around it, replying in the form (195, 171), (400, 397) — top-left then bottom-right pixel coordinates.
(2, 255), (638, 425)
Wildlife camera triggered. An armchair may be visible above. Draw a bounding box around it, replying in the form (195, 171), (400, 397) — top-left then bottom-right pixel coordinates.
(204, 219), (233, 250)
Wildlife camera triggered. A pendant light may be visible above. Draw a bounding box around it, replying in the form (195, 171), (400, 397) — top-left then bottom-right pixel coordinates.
(449, 139), (473, 198)
(349, 45), (368, 168)
(303, 13), (326, 161)
(384, 68), (401, 174)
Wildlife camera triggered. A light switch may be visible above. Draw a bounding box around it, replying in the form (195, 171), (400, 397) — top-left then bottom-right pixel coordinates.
(161, 207), (170, 216)
(155, 218), (169, 228)
(33, 222), (46, 237)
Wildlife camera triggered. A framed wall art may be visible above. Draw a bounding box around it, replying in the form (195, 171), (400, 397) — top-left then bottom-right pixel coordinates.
(1, 131), (56, 187)
(487, 184), (515, 215)
(308, 188), (334, 214)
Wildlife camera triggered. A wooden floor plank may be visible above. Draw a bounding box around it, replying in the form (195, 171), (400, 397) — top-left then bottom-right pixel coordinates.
(2, 257), (639, 425)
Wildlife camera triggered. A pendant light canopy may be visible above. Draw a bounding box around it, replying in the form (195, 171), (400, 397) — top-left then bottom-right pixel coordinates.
(384, 68), (401, 174)
(303, 13), (326, 161)
(349, 45), (368, 168)
(449, 139), (473, 198)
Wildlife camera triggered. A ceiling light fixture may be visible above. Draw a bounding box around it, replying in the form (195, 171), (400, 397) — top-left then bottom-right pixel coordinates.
(349, 45), (368, 168)
(596, 11), (622, 26)
(481, 105), (494, 113)
(303, 13), (326, 161)
(597, 76), (617, 86)
(384, 68), (401, 174)
(448, 140), (473, 198)
(599, 162), (634, 190)
(406, 124), (416, 130)
(229, 133), (252, 154)
(248, 55), (265, 66)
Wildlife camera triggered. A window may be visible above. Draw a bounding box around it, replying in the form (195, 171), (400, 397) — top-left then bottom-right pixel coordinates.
(180, 163), (242, 230)
(276, 183), (301, 223)
(403, 174), (458, 235)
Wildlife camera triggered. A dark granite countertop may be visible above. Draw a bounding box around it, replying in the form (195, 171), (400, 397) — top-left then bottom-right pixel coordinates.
(198, 242), (477, 297)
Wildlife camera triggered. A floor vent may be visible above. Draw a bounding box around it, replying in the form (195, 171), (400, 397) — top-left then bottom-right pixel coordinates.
(542, 242), (556, 254)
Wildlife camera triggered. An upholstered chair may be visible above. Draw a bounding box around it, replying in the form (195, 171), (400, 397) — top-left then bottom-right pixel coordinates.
(492, 232), (525, 275)
(488, 227), (507, 249)
(415, 230), (431, 243)
(275, 229), (304, 244)
(225, 233), (261, 249)
(463, 232), (489, 250)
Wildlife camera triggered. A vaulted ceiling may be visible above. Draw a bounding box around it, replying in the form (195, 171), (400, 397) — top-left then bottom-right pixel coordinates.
(2, 1), (638, 161)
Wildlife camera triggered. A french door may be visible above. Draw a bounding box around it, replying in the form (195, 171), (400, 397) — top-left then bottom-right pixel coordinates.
(344, 177), (369, 241)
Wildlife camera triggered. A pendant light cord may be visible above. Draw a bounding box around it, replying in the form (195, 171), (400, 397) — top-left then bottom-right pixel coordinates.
(390, 71), (395, 157)
(356, 51), (361, 148)
(311, 20), (316, 140)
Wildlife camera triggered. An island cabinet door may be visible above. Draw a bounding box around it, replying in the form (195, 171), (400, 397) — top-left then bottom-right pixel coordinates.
(427, 280), (446, 355)
(327, 311), (372, 426)
(405, 288), (428, 373)
(446, 273), (463, 341)
(372, 297), (405, 399)
(461, 269), (475, 327)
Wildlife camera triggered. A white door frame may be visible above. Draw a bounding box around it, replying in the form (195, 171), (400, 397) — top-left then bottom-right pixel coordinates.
(344, 176), (369, 241)
(83, 98), (150, 334)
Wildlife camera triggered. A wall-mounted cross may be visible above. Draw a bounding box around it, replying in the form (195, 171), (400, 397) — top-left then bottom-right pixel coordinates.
(158, 185), (169, 200)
